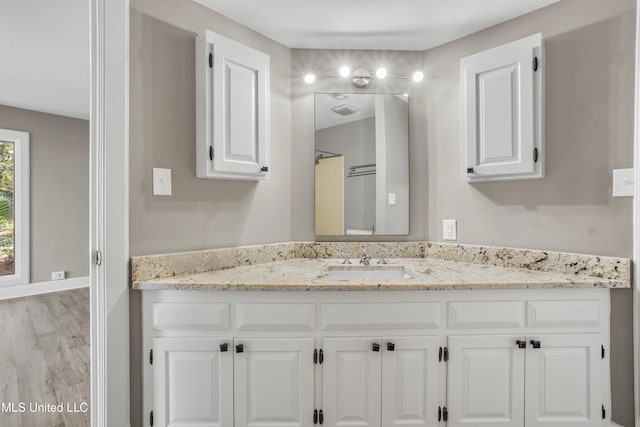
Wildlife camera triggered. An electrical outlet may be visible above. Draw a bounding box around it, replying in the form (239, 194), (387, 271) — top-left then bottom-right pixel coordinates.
(153, 168), (172, 196)
(613, 168), (634, 197)
(51, 271), (66, 281)
(443, 219), (457, 241)
(388, 193), (396, 205)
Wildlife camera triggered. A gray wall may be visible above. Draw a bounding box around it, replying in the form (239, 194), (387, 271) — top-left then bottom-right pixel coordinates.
(292, 49), (427, 242)
(0, 106), (89, 283)
(422, 1), (636, 425)
(315, 117), (376, 232)
(129, 0), (292, 257)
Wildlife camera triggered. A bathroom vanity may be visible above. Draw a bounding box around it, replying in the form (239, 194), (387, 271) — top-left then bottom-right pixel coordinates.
(132, 242), (629, 427)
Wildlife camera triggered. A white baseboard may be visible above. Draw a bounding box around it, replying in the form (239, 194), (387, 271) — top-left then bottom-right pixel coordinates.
(610, 421), (623, 427)
(0, 276), (90, 300)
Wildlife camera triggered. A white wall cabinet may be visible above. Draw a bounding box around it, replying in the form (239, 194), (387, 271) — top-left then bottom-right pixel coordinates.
(461, 33), (544, 182)
(196, 30), (270, 181)
(142, 289), (613, 427)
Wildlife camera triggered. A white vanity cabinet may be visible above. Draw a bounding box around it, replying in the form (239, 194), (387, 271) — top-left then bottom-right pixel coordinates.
(141, 289), (612, 427)
(196, 30), (270, 181)
(461, 33), (544, 182)
(447, 334), (602, 427)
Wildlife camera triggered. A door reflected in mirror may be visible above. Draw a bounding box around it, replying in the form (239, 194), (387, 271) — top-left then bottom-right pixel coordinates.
(314, 93), (409, 236)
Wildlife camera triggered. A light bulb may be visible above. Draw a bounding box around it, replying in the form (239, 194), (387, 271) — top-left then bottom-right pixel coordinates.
(304, 73), (316, 84)
(376, 67), (387, 79)
(412, 71), (424, 82)
(339, 66), (351, 78)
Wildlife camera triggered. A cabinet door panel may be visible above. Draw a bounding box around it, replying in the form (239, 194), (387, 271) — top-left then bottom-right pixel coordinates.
(234, 338), (314, 427)
(525, 334), (601, 426)
(323, 337), (382, 427)
(153, 337), (232, 427)
(447, 335), (525, 427)
(381, 336), (440, 427)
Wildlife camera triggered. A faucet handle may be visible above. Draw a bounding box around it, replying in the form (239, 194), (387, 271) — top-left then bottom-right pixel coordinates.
(334, 250), (352, 264)
(377, 249), (397, 264)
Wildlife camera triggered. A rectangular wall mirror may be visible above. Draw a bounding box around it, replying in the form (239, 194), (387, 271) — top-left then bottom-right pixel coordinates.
(314, 93), (409, 236)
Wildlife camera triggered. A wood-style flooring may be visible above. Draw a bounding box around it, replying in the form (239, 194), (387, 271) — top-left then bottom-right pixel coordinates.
(0, 288), (90, 427)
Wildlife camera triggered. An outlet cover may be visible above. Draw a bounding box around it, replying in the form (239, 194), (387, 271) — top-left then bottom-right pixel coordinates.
(443, 219), (457, 241)
(613, 168), (634, 197)
(388, 192), (397, 205)
(51, 271), (66, 281)
(153, 168), (172, 196)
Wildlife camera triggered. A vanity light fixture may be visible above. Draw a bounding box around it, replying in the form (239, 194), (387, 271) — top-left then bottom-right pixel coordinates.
(303, 65), (425, 87)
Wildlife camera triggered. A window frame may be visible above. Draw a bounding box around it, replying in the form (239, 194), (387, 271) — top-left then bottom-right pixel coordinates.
(0, 128), (30, 286)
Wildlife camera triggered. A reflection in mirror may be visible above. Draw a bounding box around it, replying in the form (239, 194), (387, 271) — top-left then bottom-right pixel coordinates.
(315, 93), (409, 236)
(0, 0), (90, 425)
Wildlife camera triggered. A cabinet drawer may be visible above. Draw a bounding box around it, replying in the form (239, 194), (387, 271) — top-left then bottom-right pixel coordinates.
(448, 301), (523, 328)
(152, 302), (229, 330)
(526, 300), (601, 327)
(321, 302), (440, 330)
(236, 303), (315, 331)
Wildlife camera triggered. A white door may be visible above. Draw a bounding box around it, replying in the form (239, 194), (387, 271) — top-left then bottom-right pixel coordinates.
(381, 336), (440, 427)
(234, 338), (314, 427)
(525, 334), (602, 427)
(153, 337), (233, 427)
(447, 335), (525, 427)
(322, 337), (382, 427)
(461, 33), (543, 181)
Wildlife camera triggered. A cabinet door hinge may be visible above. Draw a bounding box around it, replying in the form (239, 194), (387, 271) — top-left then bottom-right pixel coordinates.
(533, 56), (539, 72)
(602, 404), (606, 419)
(149, 349), (153, 365)
(209, 146), (214, 161)
(533, 147), (539, 163)
(150, 410), (154, 426)
(602, 345), (605, 359)
(95, 250), (102, 266)
(208, 52), (213, 68)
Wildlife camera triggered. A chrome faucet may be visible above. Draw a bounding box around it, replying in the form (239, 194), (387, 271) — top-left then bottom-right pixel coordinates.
(359, 248), (371, 265)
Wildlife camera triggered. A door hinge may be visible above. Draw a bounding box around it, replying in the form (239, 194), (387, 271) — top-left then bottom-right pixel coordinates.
(209, 146), (214, 161)
(533, 147), (539, 163)
(602, 345), (605, 359)
(95, 250), (102, 266)
(533, 56), (539, 72)
(149, 349), (153, 365)
(443, 406), (448, 422)
(602, 404), (606, 419)
(208, 52), (213, 68)
(150, 410), (154, 426)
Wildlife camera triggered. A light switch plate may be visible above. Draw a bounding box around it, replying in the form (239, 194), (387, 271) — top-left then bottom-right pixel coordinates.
(613, 168), (634, 197)
(51, 271), (66, 281)
(443, 219), (457, 241)
(388, 192), (397, 205)
(153, 168), (172, 196)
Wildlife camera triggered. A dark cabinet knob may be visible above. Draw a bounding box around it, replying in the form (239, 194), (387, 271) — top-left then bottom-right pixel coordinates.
(516, 340), (526, 349)
(387, 342), (395, 351)
(236, 344), (244, 353)
(530, 340), (541, 349)
(220, 343), (228, 352)
(261, 166), (269, 172)
(372, 343), (380, 352)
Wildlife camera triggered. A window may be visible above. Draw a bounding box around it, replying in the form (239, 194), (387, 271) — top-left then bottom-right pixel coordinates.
(0, 129), (29, 286)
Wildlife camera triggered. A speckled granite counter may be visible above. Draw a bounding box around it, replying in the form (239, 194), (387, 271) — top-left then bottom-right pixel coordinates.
(131, 242), (630, 291)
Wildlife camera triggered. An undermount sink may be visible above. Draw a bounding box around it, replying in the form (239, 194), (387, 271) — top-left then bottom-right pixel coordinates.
(327, 265), (414, 280)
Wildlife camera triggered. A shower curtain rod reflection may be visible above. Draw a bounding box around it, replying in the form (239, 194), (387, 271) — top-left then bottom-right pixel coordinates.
(315, 149), (342, 164)
(348, 163), (376, 178)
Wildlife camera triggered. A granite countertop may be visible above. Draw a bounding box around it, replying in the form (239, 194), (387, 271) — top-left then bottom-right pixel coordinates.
(133, 244), (630, 291)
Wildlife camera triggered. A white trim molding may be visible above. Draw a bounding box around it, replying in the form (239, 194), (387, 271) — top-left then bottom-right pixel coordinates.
(0, 276), (89, 300)
(0, 128), (29, 287)
(91, 0), (130, 425)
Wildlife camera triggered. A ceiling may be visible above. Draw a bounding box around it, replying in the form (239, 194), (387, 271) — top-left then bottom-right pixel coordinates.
(194, 0), (561, 50)
(0, 0), (90, 120)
